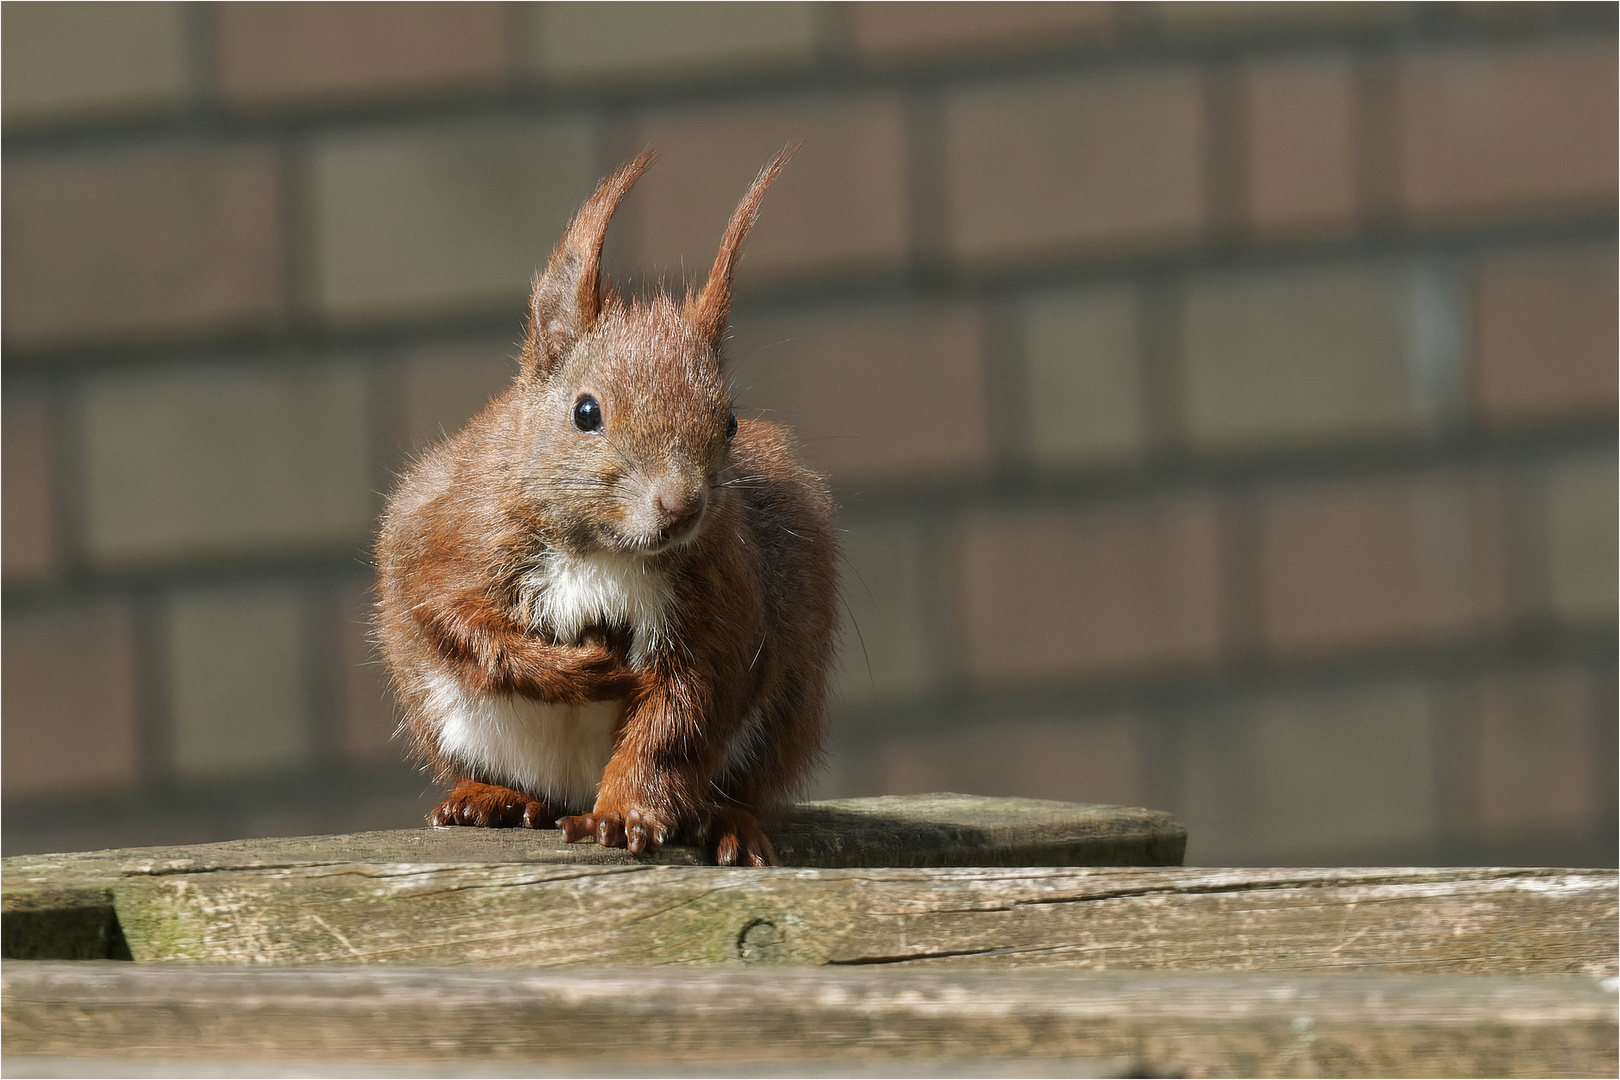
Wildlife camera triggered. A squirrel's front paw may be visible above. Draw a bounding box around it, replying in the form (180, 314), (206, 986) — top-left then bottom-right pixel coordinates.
(558, 806), (671, 854)
(552, 643), (639, 697)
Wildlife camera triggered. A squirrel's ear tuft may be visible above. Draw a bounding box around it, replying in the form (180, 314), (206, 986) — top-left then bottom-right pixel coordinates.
(522, 150), (655, 379)
(685, 142), (799, 347)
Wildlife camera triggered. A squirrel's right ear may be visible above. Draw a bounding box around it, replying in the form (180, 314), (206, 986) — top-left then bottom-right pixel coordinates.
(522, 151), (655, 379)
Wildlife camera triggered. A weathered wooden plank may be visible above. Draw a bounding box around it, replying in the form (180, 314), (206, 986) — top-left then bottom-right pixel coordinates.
(0, 1056), (1145, 1078)
(109, 864), (1618, 974)
(2, 795), (1185, 960)
(772, 794), (1186, 866)
(4, 962), (1615, 1078)
(0, 795), (1182, 888)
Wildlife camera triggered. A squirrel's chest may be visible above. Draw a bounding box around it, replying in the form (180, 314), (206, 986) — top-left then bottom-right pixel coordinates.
(514, 550), (674, 667)
(422, 552), (674, 809)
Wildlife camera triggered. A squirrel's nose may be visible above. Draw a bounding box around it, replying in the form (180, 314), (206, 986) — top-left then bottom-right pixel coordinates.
(653, 485), (705, 535)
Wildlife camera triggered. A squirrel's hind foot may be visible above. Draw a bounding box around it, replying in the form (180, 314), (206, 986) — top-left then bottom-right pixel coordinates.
(712, 807), (777, 867)
(431, 779), (557, 829)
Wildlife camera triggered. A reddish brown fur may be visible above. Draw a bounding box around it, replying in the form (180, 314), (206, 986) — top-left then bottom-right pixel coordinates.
(431, 779), (557, 829)
(373, 148), (837, 866)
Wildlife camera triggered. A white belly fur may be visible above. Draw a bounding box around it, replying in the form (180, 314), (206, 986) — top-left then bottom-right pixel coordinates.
(425, 549), (671, 810)
(517, 549), (673, 667)
(425, 671), (622, 811)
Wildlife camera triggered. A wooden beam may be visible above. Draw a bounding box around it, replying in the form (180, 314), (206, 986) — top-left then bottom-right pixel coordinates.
(108, 864), (1617, 974)
(5, 962), (1615, 1078)
(772, 794), (1186, 866)
(3, 795), (1186, 961)
(1, 794), (1183, 884)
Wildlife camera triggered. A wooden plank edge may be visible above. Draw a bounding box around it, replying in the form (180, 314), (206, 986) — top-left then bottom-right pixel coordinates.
(102, 863), (1620, 973)
(0, 1056), (1142, 1079)
(12, 863), (1615, 966)
(4, 963), (1615, 1079)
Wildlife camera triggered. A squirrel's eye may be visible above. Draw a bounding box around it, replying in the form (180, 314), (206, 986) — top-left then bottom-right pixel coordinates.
(726, 412), (738, 442)
(572, 396), (602, 433)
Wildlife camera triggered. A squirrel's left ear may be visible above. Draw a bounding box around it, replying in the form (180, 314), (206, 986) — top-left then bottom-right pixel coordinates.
(523, 150), (655, 380)
(685, 142), (799, 347)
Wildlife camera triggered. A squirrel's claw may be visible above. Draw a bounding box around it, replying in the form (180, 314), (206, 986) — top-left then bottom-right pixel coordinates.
(431, 780), (555, 830)
(558, 807), (671, 854)
(711, 807), (777, 867)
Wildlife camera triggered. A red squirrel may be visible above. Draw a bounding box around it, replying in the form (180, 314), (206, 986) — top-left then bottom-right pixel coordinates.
(374, 148), (837, 867)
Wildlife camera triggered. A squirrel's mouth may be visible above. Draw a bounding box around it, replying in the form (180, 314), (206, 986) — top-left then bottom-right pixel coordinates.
(614, 491), (708, 556)
(615, 514), (704, 557)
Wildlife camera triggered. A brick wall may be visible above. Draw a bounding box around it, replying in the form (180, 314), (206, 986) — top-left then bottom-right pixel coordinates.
(4, 2), (1614, 865)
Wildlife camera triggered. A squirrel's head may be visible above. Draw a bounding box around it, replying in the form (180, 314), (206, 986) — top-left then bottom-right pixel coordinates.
(511, 147), (794, 557)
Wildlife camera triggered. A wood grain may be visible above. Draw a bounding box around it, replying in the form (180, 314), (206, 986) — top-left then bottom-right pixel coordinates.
(2, 795), (1184, 961)
(4, 962), (1615, 1078)
(1, 794), (1182, 882)
(109, 864), (1618, 974)
(772, 794), (1186, 867)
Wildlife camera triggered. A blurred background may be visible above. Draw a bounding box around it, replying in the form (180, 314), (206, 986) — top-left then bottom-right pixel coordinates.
(3, 1), (1614, 866)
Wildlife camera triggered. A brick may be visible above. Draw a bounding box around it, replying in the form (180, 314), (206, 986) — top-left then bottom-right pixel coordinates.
(863, 714), (1148, 808)
(831, 516), (935, 706)
(728, 304), (991, 484)
(1, 603), (141, 798)
(168, 584), (312, 778)
(956, 497), (1223, 686)
(1156, 2), (1409, 34)
(1457, 2), (1585, 24)
(1471, 245), (1618, 428)
(1023, 283), (1145, 468)
(1257, 473), (1509, 657)
(2, 396), (55, 582)
(1399, 42), (1618, 220)
(1, 2), (187, 127)
(1180, 681), (1438, 865)
(336, 581), (398, 764)
(79, 361), (374, 568)
(1181, 261), (1422, 451)
(217, 2), (507, 108)
(519, 2), (819, 84)
(3, 146), (284, 349)
(1243, 55), (1357, 235)
(1472, 667), (1601, 842)
(631, 98), (908, 287)
(310, 117), (598, 320)
(848, 2), (1113, 60)
(1543, 452), (1618, 625)
(944, 68), (1203, 266)
(397, 337), (522, 456)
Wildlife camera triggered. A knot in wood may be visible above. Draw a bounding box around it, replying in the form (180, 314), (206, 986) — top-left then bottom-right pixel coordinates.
(736, 918), (785, 964)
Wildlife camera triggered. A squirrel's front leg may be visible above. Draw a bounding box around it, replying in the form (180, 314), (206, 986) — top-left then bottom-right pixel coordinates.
(559, 664), (768, 863)
(411, 589), (639, 704)
(557, 671), (705, 855)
